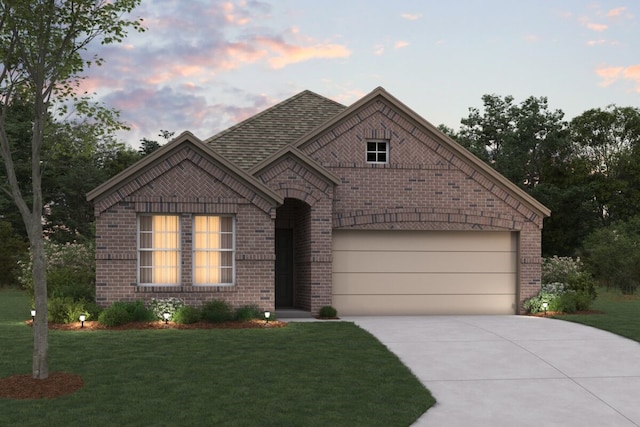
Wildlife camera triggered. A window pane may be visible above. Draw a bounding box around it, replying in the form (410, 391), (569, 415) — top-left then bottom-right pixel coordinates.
(378, 152), (387, 162)
(138, 215), (180, 285)
(367, 142), (376, 151)
(193, 216), (234, 285)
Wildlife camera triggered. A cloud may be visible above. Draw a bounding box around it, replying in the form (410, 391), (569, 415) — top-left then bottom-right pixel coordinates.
(607, 7), (627, 18)
(373, 45), (385, 55)
(394, 40), (409, 49)
(587, 39), (607, 46)
(587, 22), (608, 32)
(257, 34), (351, 69)
(400, 13), (421, 21)
(596, 65), (640, 92)
(524, 34), (540, 43)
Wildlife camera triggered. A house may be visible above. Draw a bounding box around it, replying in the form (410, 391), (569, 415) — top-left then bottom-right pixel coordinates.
(87, 87), (550, 316)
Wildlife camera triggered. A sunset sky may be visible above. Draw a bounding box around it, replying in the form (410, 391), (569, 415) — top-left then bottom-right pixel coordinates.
(83, 1), (640, 147)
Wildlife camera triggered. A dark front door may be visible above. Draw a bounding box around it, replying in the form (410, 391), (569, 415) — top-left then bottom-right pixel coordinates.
(275, 228), (294, 307)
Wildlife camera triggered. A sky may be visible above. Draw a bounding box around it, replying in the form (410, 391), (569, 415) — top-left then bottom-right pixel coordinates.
(81, 0), (640, 147)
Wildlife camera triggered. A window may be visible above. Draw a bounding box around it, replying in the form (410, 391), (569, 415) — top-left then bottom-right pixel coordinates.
(366, 140), (389, 164)
(139, 215), (180, 285)
(193, 216), (234, 285)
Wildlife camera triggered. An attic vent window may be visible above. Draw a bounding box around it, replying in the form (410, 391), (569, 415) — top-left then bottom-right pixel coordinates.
(366, 141), (389, 164)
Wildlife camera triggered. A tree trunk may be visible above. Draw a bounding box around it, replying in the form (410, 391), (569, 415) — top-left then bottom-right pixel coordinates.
(30, 225), (48, 379)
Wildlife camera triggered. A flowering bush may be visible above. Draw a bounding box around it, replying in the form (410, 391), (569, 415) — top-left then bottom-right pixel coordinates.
(525, 257), (597, 313)
(149, 297), (185, 320)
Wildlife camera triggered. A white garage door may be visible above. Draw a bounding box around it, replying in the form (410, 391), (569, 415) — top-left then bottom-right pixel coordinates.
(332, 230), (517, 315)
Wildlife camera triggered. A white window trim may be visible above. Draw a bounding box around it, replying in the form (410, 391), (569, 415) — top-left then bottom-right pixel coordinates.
(192, 215), (236, 287)
(366, 140), (389, 164)
(137, 214), (181, 286)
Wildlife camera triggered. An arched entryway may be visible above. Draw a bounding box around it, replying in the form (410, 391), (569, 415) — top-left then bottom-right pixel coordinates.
(275, 198), (311, 310)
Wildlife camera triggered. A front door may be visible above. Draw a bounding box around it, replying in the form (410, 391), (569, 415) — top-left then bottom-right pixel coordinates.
(275, 228), (294, 307)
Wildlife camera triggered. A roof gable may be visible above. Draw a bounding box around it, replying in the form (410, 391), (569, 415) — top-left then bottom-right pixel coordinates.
(87, 131), (283, 209)
(205, 90), (346, 170)
(294, 87), (551, 219)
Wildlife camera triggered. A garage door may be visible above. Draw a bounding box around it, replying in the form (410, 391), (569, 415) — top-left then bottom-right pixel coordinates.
(332, 230), (517, 315)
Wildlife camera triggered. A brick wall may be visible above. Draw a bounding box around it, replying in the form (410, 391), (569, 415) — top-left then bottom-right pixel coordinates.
(299, 98), (544, 312)
(94, 144), (277, 311)
(257, 155), (334, 314)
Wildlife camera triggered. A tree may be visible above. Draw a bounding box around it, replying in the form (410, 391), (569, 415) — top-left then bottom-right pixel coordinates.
(456, 94), (570, 191)
(139, 129), (174, 156)
(570, 106), (640, 226)
(0, 0), (143, 379)
(42, 124), (142, 243)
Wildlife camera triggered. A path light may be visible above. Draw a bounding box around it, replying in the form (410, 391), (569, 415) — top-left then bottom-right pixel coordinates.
(264, 311), (271, 324)
(79, 314), (86, 328)
(30, 309), (36, 322)
(163, 312), (170, 324)
(542, 301), (548, 316)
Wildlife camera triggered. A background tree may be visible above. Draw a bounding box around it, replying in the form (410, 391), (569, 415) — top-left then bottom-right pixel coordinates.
(570, 106), (640, 226)
(139, 129), (174, 156)
(42, 123), (141, 243)
(0, 0), (143, 379)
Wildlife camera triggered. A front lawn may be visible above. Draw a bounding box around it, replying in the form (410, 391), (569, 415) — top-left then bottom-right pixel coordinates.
(555, 288), (640, 342)
(0, 290), (434, 426)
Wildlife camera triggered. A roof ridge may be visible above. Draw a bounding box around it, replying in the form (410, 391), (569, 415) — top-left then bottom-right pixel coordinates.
(205, 90), (345, 143)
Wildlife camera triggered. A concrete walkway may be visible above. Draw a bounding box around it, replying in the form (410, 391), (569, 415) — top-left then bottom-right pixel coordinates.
(344, 315), (640, 427)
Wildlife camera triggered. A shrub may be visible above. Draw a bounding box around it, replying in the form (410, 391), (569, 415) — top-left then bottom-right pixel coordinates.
(318, 305), (338, 318)
(0, 221), (28, 288)
(19, 241), (95, 302)
(543, 256), (597, 301)
(235, 304), (261, 321)
(98, 303), (132, 327)
(582, 217), (640, 294)
(149, 297), (184, 320)
(98, 301), (154, 327)
(47, 296), (95, 324)
(201, 299), (234, 323)
(172, 306), (201, 324)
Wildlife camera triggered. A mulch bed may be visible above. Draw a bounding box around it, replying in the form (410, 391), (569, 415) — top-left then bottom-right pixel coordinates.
(1, 319), (287, 400)
(528, 310), (605, 317)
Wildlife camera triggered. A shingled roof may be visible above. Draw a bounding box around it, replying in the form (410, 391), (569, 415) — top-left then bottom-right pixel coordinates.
(205, 90), (346, 170)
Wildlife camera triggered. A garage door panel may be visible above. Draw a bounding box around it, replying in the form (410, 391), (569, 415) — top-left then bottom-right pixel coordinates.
(333, 251), (516, 273)
(333, 272), (516, 295)
(332, 230), (517, 315)
(333, 294), (516, 315)
(333, 230), (516, 252)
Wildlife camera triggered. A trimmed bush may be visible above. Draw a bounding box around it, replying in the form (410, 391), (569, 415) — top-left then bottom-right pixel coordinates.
(318, 305), (338, 319)
(235, 304), (261, 321)
(98, 304), (132, 327)
(98, 301), (154, 327)
(201, 299), (234, 323)
(172, 306), (201, 324)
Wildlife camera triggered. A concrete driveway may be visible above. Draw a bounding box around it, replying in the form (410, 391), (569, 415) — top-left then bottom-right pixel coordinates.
(345, 315), (640, 427)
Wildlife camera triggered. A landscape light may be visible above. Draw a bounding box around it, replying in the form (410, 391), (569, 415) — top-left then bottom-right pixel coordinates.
(264, 311), (271, 324)
(79, 314), (86, 328)
(542, 301), (549, 316)
(163, 312), (170, 324)
(30, 309), (36, 321)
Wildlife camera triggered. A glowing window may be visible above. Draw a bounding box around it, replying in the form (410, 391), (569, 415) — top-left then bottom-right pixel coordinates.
(138, 215), (180, 285)
(193, 216), (234, 285)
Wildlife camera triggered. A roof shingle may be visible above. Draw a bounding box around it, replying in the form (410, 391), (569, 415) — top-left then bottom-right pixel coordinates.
(205, 90), (346, 170)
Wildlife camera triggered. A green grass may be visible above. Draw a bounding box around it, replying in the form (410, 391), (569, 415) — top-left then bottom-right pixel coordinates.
(0, 290), (434, 426)
(555, 288), (640, 342)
